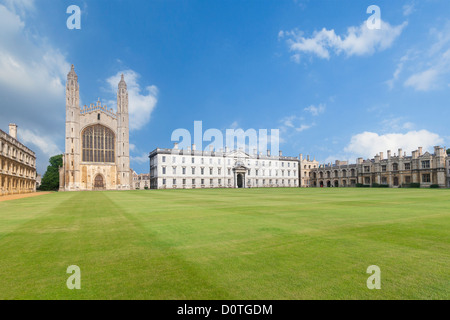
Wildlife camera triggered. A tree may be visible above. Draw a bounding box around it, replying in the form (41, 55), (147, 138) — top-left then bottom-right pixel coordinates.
(447, 148), (450, 155)
(39, 154), (63, 191)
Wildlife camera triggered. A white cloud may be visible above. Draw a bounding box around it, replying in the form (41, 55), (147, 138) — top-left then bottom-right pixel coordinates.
(106, 70), (158, 131)
(0, 3), (70, 173)
(403, 3), (415, 16)
(395, 23), (450, 91)
(131, 153), (149, 165)
(18, 129), (62, 157)
(296, 124), (313, 132)
(404, 48), (450, 91)
(344, 130), (444, 159)
(280, 20), (407, 61)
(404, 68), (440, 91)
(381, 117), (415, 131)
(279, 115), (313, 137)
(304, 104), (325, 116)
(2, 0), (35, 16)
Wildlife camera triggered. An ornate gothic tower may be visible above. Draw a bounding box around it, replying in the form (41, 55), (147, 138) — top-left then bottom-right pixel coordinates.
(63, 65), (81, 190)
(117, 74), (130, 189)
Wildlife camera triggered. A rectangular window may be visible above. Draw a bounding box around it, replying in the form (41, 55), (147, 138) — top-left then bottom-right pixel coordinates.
(182, 167), (186, 174)
(162, 167), (166, 174)
(405, 176), (411, 183)
(173, 167), (176, 174)
(162, 156), (166, 163)
(422, 174), (431, 182)
(192, 157), (195, 164)
(173, 179), (176, 185)
(364, 166), (370, 173)
(218, 179), (221, 184)
(201, 168), (204, 175)
(210, 168), (213, 175)
(183, 179), (186, 185)
(201, 179), (204, 185)
(382, 165), (387, 172)
(421, 161), (430, 169)
(404, 163), (411, 170)
(192, 179), (195, 185)
(192, 168), (195, 174)
(162, 179), (166, 185)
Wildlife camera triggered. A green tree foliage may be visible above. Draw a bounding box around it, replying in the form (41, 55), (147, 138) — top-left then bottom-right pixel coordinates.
(447, 148), (450, 155)
(39, 154), (63, 191)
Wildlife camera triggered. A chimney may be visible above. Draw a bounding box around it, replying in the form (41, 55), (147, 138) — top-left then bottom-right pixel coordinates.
(418, 147), (422, 156)
(387, 150), (391, 159)
(380, 152), (384, 160)
(279, 150), (282, 157)
(209, 145), (214, 152)
(307, 155), (310, 161)
(398, 148), (403, 158)
(192, 144), (196, 151)
(267, 150), (271, 156)
(299, 154), (303, 161)
(9, 124), (17, 140)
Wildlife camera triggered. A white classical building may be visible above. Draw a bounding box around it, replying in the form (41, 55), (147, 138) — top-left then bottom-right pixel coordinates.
(149, 144), (300, 189)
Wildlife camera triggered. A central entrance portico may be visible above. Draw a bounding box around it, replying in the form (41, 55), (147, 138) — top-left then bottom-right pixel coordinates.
(233, 161), (247, 188)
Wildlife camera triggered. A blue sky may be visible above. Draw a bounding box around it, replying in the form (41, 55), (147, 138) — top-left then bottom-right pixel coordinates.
(1, 0), (449, 174)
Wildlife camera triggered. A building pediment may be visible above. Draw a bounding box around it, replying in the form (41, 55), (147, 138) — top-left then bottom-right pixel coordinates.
(226, 149), (250, 158)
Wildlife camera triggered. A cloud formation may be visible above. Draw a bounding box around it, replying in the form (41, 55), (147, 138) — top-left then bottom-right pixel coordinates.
(106, 70), (158, 131)
(344, 130), (444, 159)
(280, 20), (407, 62)
(304, 104), (325, 116)
(0, 2), (69, 173)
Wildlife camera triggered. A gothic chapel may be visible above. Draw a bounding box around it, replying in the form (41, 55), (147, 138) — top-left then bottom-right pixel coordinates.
(59, 65), (131, 191)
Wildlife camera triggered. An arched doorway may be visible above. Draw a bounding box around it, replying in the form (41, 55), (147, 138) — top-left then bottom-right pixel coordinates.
(393, 177), (399, 186)
(237, 174), (243, 188)
(320, 181), (324, 187)
(94, 174), (105, 190)
(334, 180), (339, 187)
(327, 181), (331, 188)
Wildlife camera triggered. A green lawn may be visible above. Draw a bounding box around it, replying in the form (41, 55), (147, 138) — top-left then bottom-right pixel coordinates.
(0, 188), (449, 299)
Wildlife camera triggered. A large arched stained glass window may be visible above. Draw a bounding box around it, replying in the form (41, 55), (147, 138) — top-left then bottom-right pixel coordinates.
(82, 125), (115, 163)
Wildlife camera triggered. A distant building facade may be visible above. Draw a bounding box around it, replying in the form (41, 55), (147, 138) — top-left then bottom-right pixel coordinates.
(311, 147), (448, 188)
(132, 171), (150, 189)
(0, 124), (36, 196)
(149, 144), (300, 189)
(59, 65), (131, 191)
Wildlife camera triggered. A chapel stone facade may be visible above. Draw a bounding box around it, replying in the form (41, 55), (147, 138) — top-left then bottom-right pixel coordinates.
(59, 65), (131, 191)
